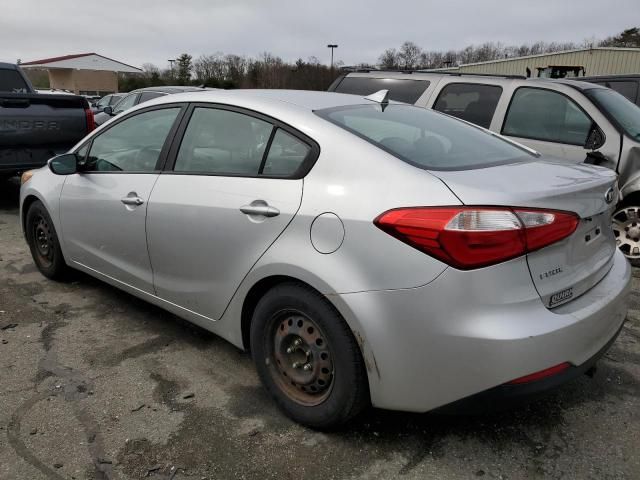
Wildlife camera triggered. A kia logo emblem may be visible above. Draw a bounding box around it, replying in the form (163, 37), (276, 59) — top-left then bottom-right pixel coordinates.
(605, 187), (615, 204)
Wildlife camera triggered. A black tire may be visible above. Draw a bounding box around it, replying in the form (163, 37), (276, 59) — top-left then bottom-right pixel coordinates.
(25, 200), (69, 280)
(250, 282), (369, 429)
(612, 200), (640, 267)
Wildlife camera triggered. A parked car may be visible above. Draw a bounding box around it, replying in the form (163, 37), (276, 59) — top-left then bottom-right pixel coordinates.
(20, 90), (630, 428)
(0, 62), (95, 179)
(329, 71), (640, 263)
(94, 86), (207, 126)
(582, 74), (640, 106)
(91, 93), (125, 114)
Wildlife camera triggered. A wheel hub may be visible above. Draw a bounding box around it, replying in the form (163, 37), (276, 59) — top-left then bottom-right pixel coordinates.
(613, 206), (640, 258)
(34, 217), (52, 258)
(271, 313), (334, 405)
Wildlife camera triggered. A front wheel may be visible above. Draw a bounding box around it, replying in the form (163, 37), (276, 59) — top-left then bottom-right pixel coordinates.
(250, 282), (369, 429)
(25, 200), (69, 279)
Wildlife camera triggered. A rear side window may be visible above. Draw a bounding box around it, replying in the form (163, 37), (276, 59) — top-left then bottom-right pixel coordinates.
(433, 83), (502, 129)
(502, 87), (592, 145)
(0, 69), (29, 93)
(315, 104), (533, 171)
(333, 77), (430, 104)
(174, 107), (273, 175)
(262, 129), (311, 176)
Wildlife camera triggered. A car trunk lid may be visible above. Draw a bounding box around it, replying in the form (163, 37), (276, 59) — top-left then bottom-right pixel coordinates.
(432, 159), (618, 308)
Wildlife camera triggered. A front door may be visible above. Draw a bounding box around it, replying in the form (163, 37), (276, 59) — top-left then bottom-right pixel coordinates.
(59, 106), (183, 292)
(500, 86), (620, 169)
(147, 106), (314, 319)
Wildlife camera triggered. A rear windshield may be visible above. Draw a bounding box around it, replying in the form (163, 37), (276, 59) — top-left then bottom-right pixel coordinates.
(588, 88), (640, 140)
(315, 104), (534, 171)
(0, 69), (29, 93)
(332, 77), (430, 104)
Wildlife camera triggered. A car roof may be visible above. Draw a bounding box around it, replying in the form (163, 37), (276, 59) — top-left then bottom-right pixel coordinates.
(0, 62), (19, 70)
(129, 85), (209, 94)
(142, 89), (377, 111)
(582, 74), (640, 80)
(342, 70), (613, 88)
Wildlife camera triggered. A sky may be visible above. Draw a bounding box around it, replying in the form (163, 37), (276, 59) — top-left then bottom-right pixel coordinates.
(1, 0), (638, 69)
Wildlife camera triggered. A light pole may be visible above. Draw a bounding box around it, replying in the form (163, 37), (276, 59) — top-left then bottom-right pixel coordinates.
(327, 44), (338, 70)
(168, 59), (175, 78)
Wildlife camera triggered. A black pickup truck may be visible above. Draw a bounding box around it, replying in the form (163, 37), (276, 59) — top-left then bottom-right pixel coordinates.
(0, 62), (95, 178)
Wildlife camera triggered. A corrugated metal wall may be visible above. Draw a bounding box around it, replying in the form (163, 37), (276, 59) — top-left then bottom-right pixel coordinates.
(453, 49), (640, 76)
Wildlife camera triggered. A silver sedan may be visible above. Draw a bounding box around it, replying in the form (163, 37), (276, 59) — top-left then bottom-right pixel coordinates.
(19, 89), (631, 428)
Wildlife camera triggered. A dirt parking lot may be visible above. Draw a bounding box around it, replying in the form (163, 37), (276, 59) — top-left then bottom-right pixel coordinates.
(0, 179), (639, 480)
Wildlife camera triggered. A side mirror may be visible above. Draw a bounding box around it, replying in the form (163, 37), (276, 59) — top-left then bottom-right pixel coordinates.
(584, 124), (605, 151)
(103, 105), (113, 116)
(48, 153), (78, 175)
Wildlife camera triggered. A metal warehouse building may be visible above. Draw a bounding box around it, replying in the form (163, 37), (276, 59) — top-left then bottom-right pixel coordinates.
(438, 47), (640, 78)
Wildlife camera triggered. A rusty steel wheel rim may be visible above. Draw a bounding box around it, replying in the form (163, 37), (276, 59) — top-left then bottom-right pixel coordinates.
(33, 214), (54, 267)
(266, 310), (334, 406)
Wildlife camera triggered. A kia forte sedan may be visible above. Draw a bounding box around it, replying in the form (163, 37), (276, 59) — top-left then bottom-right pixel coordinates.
(20, 89), (630, 428)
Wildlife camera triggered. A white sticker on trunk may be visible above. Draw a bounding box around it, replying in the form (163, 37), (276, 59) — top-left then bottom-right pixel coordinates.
(549, 287), (573, 307)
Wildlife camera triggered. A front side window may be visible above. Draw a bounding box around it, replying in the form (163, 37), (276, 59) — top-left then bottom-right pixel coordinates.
(113, 93), (138, 114)
(96, 96), (111, 108)
(502, 88), (592, 145)
(333, 77), (430, 104)
(432, 83), (502, 129)
(83, 108), (180, 172)
(110, 94), (125, 105)
(174, 107), (273, 175)
(315, 104), (533, 171)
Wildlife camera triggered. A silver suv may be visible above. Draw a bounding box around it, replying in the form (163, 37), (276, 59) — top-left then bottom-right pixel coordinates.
(330, 71), (640, 263)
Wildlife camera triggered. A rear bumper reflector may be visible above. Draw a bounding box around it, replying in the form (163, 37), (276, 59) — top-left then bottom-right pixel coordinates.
(506, 362), (572, 385)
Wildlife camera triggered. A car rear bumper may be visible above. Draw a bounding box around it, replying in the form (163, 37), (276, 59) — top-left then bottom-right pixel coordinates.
(435, 321), (623, 414)
(337, 250), (631, 412)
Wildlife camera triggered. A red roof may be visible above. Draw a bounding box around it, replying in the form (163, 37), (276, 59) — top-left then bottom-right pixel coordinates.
(21, 53), (97, 66)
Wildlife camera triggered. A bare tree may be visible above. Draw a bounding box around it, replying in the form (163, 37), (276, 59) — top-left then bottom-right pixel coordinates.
(398, 41), (422, 69)
(378, 48), (399, 69)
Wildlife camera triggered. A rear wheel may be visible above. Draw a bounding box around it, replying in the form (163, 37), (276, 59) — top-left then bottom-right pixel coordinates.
(250, 282), (369, 429)
(612, 201), (640, 267)
(25, 200), (69, 279)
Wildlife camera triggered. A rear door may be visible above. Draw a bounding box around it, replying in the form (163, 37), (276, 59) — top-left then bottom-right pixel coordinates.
(500, 86), (621, 169)
(147, 105), (317, 320)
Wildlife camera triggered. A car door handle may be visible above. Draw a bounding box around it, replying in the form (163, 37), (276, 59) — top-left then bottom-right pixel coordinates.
(121, 196), (144, 206)
(240, 203), (280, 217)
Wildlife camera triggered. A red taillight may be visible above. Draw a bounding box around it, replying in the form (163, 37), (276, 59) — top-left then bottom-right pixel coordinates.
(506, 362), (571, 385)
(85, 108), (96, 133)
(374, 206), (578, 270)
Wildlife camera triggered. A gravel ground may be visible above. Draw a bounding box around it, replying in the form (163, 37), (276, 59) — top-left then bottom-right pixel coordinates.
(0, 178), (639, 480)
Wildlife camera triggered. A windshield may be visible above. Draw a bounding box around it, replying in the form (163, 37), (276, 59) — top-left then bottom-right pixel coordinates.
(588, 88), (640, 140)
(315, 104), (534, 171)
